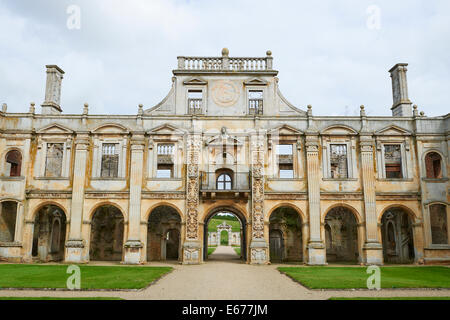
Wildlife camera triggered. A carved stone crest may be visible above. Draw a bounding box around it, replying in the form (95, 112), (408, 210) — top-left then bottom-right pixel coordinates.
(211, 80), (239, 107)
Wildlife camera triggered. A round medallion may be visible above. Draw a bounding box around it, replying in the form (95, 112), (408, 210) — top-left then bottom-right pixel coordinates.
(211, 80), (239, 107)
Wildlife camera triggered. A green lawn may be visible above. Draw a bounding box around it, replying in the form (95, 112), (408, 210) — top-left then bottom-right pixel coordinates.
(234, 247), (241, 256)
(0, 297), (124, 300)
(0, 264), (172, 290)
(208, 247), (216, 255)
(278, 266), (450, 289)
(329, 297), (450, 300)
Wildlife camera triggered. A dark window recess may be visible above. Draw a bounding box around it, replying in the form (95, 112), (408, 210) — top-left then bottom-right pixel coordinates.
(6, 150), (22, 177)
(330, 144), (348, 178)
(425, 152), (442, 179)
(430, 204), (448, 245)
(188, 90), (203, 114)
(384, 144), (402, 178)
(157, 144), (174, 178)
(101, 143), (119, 178)
(248, 90), (263, 115)
(45, 143), (64, 177)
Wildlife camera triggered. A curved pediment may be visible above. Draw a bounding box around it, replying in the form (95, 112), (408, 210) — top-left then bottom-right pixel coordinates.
(321, 125), (358, 136)
(36, 123), (74, 134)
(205, 127), (243, 146)
(91, 123), (129, 134)
(375, 125), (411, 136)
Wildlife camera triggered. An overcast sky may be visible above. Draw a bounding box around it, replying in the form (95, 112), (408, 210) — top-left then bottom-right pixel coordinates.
(0, 0), (449, 116)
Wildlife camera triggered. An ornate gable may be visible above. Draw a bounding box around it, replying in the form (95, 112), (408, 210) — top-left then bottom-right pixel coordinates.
(244, 77), (268, 86)
(183, 77), (207, 85)
(147, 123), (186, 136)
(205, 127), (243, 146)
(375, 125), (411, 136)
(91, 123), (129, 135)
(321, 125), (358, 136)
(268, 124), (303, 136)
(36, 123), (74, 135)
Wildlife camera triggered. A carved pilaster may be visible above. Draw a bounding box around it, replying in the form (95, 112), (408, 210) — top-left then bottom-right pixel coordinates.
(124, 134), (145, 264)
(360, 135), (383, 265)
(250, 132), (268, 264)
(305, 134), (326, 265)
(183, 134), (201, 264)
(65, 133), (89, 263)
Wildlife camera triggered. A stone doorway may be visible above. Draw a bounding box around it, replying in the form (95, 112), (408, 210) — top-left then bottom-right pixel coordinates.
(381, 208), (415, 264)
(147, 205), (181, 261)
(31, 204), (67, 262)
(269, 206), (303, 263)
(89, 205), (124, 261)
(203, 208), (246, 262)
(324, 207), (359, 263)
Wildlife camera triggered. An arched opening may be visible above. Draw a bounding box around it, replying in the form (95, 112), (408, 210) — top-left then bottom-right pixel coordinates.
(381, 207), (415, 264)
(269, 206), (302, 263)
(5, 150), (22, 177)
(324, 207), (359, 263)
(425, 152), (442, 179)
(90, 205), (124, 261)
(0, 201), (18, 242)
(147, 205), (181, 261)
(31, 204), (67, 262)
(204, 208), (246, 262)
(216, 170), (232, 190)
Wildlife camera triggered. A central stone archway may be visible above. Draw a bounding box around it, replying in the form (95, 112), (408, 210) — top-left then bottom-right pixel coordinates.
(203, 207), (247, 262)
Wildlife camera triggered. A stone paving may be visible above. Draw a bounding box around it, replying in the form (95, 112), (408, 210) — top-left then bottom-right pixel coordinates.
(1, 247), (449, 300)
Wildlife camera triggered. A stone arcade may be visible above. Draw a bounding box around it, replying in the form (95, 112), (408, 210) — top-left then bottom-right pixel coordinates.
(0, 49), (449, 265)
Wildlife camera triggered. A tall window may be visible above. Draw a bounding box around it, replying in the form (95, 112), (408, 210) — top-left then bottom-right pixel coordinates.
(45, 143), (64, 177)
(277, 144), (293, 178)
(425, 152), (442, 179)
(330, 144), (348, 178)
(217, 173), (232, 190)
(430, 204), (448, 245)
(156, 144), (174, 178)
(0, 201), (17, 242)
(101, 143), (119, 178)
(248, 90), (263, 115)
(5, 150), (22, 177)
(384, 144), (402, 178)
(188, 90), (203, 114)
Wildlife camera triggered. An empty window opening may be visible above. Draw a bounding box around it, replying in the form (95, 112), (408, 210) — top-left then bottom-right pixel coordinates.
(188, 90), (203, 114)
(384, 144), (402, 178)
(157, 143), (174, 178)
(330, 144), (348, 178)
(277, 144), (293, 178)
(425, 152), (442, 179)
(101, 143), (119, 178)
(248, 90), (263, 115)
(45, 143), (64, 177)
(5, 150), (22, 177)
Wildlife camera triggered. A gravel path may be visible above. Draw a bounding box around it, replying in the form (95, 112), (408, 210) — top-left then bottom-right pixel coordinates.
(1, 255), (449, 300)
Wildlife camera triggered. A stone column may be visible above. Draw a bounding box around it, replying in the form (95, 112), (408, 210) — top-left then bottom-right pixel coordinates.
(123, 133), (145, 264)
(249, 132), (269, 264)
(182, 134), (202, 264)
(305, 134), (326, 265)
(65, 134), (89, 263)
(360, 135), (383, 265)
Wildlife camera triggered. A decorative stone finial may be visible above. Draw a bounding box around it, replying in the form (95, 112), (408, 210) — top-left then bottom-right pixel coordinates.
(83, 103), (89, 115)
(420, 111), (425, 117)
(29, 102), (35, 114)
(138, 104), (144, 115)
(266, 50), (272, 56)
(221, 48), (229, 57)
(1, 103), (7, 113)
(360, 105), (366, 117)
(413, 105), (419, 117)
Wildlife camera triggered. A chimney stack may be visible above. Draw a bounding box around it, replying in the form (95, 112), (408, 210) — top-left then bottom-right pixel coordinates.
(41, 65), (64, 114)
(389, 63), (412, 117)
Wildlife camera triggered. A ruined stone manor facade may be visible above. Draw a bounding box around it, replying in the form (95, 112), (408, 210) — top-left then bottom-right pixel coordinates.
(0, 48), (449, 265)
